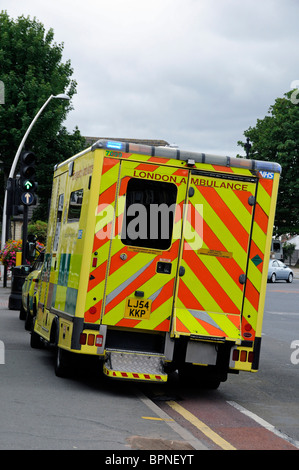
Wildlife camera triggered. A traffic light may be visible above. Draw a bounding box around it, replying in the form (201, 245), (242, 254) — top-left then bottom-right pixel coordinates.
(6, 178), (23, 216)
(19, 150), (37, 206)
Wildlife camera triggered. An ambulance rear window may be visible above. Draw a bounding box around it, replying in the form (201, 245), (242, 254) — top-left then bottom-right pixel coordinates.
(121, 178), (177, 250)
(68, 189), (83, 222)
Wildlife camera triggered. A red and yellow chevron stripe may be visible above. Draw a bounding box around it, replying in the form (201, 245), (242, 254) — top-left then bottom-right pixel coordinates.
(174, 172), (257, 340)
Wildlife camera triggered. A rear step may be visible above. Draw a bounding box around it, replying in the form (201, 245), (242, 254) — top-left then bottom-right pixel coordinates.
(103, 350), (168, 382)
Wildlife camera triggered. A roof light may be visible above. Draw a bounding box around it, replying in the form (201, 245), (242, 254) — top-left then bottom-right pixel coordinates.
(106, 141), (124, 150)
(186, 159), (195, 167)
(255, 160), (282, 173)
(91, 139), (281, 173)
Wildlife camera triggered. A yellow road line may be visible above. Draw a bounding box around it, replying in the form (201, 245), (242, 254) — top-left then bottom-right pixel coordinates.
(166, 401), (236, 450)
(142, 416), (174, 422)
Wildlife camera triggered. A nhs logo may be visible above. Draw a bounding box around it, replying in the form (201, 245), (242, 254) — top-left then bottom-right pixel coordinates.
(260, 171), (274, 179)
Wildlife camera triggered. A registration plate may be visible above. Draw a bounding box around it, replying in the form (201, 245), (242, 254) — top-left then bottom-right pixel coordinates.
(124, 298), (152, 320)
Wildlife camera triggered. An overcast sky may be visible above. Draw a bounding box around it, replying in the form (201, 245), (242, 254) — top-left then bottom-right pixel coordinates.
(2, 0), (299, 156)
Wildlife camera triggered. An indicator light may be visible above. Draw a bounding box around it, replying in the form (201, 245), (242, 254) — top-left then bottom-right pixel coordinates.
(87, 334), (95, 346)
(240, 350), (247, 362)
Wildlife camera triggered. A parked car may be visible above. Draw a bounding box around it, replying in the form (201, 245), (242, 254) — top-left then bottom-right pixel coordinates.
(20, 252), (44, 330)
(267, 259), (293, 283)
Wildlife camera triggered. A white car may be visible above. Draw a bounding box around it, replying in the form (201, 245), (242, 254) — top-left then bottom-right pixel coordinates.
(267, 260), (293, 283)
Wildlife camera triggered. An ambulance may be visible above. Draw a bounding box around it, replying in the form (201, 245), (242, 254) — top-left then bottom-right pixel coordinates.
(31, 139), (281, 388)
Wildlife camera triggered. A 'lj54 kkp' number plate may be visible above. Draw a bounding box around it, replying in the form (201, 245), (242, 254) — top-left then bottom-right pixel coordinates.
(124, 298), (152, 320)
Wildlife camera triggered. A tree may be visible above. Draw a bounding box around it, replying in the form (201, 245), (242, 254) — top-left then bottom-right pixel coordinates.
(27, 219), (47, 244)
(0, 12), (86, 220)
(238, 90), (299, 236)
(283, 242), (296, 265)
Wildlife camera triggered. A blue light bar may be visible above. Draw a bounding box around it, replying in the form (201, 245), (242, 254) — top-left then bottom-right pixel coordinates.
(255, 160), (282, 173)
(91, 139), (282, 174)
(106, 141), (124, 150)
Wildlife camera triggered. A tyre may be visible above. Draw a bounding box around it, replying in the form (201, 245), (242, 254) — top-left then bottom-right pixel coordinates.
(24, 311), (33, 331)
(55, 347), (71, 378)
(270, 272), (276, 283)
(30, 328), (43, 349)
(19, 303), (26, 320)
(203, 378), (221, 390)
(24, 298), (33, 331)
(178, 364), (221, 390)
(287, 273), (293, 283)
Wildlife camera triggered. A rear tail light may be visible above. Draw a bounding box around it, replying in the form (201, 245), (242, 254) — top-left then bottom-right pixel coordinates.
(80, 333), (87, 345)
(95, 335), (103, 347)
(248, 351), (254, 363)
(232, 349), (239, 361)
(79, 333), (104, 347)
(232, 349), (254, 363)
(87, 334), (95, 346)
(240, 350), (247, 362)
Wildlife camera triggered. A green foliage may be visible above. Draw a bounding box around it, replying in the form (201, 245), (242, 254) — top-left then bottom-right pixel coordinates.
(0, 11), (87, 220)
(238, 91), (299, 235)
(27, 219), (48, 244)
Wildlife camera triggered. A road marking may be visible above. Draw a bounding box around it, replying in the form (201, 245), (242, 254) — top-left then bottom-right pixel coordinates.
(142, 416), (174, 422)
(166, 400), (236, 450)
(266, 311), (299, 316)
(136, 392), (208, 450)
(269, 290), (299, 294)
(227, 401), (299, 449)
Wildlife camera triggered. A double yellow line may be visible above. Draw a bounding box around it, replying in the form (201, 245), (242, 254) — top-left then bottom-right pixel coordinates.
(166, 400), (236, 450)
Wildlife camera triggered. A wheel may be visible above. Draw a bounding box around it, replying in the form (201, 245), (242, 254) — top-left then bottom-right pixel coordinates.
(178, 364), (222, 390)
(270, 272), (276, 283)
(30, 328), (43, 349)
(19, 303), (26, 320)
(287, 273), (293, 283)
(203, 378), (221, 390)
(24, 311), (33, 331)
(55, 347), (71, 378)
(24, 299), (33, 331)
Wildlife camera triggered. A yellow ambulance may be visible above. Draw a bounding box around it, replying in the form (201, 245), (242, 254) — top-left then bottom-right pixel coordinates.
(30, 139), (280, 388)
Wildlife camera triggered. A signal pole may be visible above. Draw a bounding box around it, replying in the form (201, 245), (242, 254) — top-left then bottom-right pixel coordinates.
(1, 93), (69, 285)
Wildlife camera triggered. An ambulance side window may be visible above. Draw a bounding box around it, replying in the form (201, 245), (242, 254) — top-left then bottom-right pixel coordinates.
(68, 189), (83, 222)
(53, 194), (64, 251)
(121, 178), (177, 250)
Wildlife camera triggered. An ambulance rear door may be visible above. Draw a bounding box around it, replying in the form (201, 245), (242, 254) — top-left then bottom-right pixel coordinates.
(100, 159), (189, 333)
(173, 169), (258, 341)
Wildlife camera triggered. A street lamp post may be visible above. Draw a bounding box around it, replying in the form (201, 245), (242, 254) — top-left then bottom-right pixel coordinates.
(1, 93), (70, 286)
